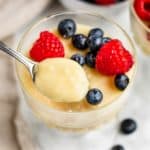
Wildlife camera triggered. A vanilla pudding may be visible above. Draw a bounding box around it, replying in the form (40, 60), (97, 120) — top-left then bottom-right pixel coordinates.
(16, 12), (136, 131)
(18, 25), (135, 111)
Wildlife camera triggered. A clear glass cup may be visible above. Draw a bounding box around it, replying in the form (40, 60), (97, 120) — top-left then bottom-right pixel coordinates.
(16, 12), (136, 132)
(130, 0), (150, 55)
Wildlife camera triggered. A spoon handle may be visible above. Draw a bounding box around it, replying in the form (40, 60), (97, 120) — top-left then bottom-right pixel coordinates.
(0, 41), (35, 68)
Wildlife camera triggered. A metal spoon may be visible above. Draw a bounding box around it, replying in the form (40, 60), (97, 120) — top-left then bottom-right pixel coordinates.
(0, 41), (37, 81)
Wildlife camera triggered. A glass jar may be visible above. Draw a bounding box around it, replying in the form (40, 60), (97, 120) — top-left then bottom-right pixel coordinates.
(130, 0), (150, 55)
(16, 12), (136, 132)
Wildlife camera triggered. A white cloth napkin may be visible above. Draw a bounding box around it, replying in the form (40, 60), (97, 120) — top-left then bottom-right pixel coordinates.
(0, 0), (50, 39)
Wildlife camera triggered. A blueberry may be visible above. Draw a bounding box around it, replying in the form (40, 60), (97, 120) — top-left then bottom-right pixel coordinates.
(72, 34), (88, 50)
(115, 74), (129, 91)
(58, 19), (76, 38)
(102, 37), (111, 45)
(71, 54), (85, 66)
(85, 52), (96, 68)
(88, 28), (104, 38)
(120, 118), (137, 135)
(112, 145), (125, 150)
(87, 36), (102, 52)
(86, 88), (103, 105)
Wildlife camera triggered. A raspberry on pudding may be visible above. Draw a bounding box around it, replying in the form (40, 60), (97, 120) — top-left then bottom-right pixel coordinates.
(16, 13), (136, 131)
(130, 0), (150, 54)
(30, 31), (65, 61)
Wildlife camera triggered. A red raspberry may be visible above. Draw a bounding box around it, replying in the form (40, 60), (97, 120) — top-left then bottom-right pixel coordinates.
(95, 39), (134, 76)
(134, 0), (150, 21)
(30, 31), (64, 62)
(95, 0), (116, 5)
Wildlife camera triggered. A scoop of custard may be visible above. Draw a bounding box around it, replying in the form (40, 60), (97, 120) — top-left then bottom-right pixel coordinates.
(35, 58), (89, 102)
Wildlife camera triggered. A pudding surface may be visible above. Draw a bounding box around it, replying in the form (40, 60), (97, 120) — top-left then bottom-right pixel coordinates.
(18, 24), (135, 112)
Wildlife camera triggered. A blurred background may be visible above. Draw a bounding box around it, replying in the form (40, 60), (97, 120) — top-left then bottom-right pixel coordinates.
(0, 0), (150, 150)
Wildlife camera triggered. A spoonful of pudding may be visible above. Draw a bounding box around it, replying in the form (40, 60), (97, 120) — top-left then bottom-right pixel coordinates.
(0, 41), (89, 102)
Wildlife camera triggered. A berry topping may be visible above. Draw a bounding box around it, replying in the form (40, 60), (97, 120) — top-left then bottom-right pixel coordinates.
(120, 118), (137, 134)
(87, 28), (103, 52)
(95, 0), (115, 5)
(86, 88), (103, 105)
(96, 39), (134, 76)
(58, 19), (76, 38)
(72, 34), (88, 50)
(30, 31), (64, 62)
(115, 74), (129, 91)
(71, 54), (85, 66)
(87, 36), (102, 52)
(88, 28), (104, 38)
(134, 0), (150, 21)
(85, 52), (96, 68)
(112, 145), (125, 150)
